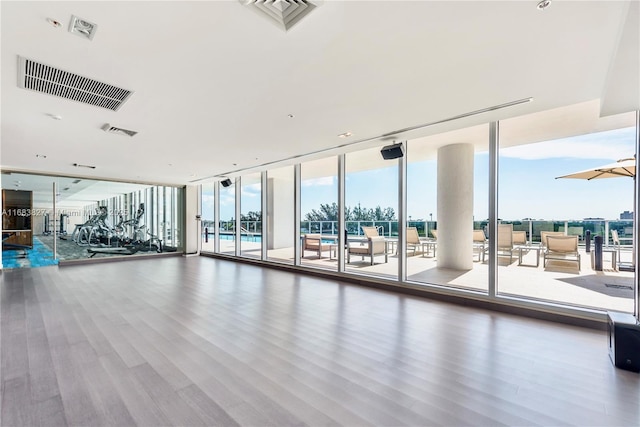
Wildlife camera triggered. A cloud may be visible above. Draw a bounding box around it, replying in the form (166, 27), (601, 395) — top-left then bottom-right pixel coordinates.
(501, 127), (635, 161)
(241, 183), (261, 197)
(219, 187), (235, 206)
(302, 176), (335, 187)
(202, 194), (215, 208)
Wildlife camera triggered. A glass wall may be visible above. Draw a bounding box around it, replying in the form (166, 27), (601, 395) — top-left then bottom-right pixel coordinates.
(497, 106), (637, 312)
(300, 157), (337, 270)
(266, 166), (295, 264)
(240, 173), (262, 259)
(199, 102), (637, 317)
(345, 146), (398, 279)
(201, 183), (215, 252)
(218, 179), (236, 255)
(406, 124), (489, 293)
(1, 172), (184, 268)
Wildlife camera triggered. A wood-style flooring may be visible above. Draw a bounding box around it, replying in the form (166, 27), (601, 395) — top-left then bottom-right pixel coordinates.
(1, 257), (639, 426)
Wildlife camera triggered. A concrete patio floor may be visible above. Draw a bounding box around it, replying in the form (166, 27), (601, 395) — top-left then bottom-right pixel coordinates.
(203, 240), (635, 313)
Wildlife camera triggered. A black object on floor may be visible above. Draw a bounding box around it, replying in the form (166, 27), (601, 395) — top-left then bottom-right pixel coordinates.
(607, 311), (640, 373)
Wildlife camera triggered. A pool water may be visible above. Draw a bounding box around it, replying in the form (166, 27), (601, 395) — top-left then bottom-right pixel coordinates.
(206, 234), (336, 244)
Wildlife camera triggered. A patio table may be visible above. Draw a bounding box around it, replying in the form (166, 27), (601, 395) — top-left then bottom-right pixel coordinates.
(514, 242), (542, 267)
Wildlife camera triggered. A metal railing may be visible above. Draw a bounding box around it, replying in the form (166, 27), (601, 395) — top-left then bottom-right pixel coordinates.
(204, 219), (633, 245)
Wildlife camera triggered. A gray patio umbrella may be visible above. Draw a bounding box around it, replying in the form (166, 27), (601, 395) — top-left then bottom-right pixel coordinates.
(556, 157), (636, 269)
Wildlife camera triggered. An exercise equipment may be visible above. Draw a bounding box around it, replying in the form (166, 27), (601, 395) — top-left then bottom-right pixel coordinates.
(77, 203), (164, 257)
(43, 213), (51, 235)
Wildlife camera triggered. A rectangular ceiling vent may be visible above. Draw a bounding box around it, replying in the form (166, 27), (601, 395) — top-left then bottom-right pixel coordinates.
(17, 56), (133, 111)
(101, 123), (138, 137)
(241, 0), (317, 31)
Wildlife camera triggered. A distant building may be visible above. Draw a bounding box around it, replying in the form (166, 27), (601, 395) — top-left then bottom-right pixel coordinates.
(584, 217), (605, 221)
(620, 210), (634, 220)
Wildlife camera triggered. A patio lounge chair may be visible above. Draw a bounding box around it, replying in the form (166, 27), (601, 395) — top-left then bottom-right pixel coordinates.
(430, 229), (437, 239)
(302, 234), (332, 258)
(473, 229), (487, 262)
(540, 231), (565, 249)
(497, 224), (514, 263)
(513, 230), (527, 245)
(611, 229), (633, 250)
(406, 226), (422, 256)
(543, 235), (580, 270)
(610, 229), (633, 266)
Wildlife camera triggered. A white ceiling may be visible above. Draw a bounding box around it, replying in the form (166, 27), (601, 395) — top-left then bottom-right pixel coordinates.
(1, 1), (638, 188)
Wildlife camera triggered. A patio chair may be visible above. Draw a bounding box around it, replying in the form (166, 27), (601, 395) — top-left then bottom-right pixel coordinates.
(301, 234), (332, 258)
(347, 235), (388, 265)
(473, 229), (487, 262)
(512, 230), (527, 245)
(361, 226), (380, 238)
(430, 229), (437, 240)
(611, 229), (633, 249)
(610, 229), (633, 263)
(543, 235), (580, 270)
(540, 231), (565, 249)
(406, 226), (423, 256)
(495, 224), (515, 262)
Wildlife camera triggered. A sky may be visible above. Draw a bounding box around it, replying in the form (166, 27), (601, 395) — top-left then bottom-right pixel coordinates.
(203, 126), (636, 222)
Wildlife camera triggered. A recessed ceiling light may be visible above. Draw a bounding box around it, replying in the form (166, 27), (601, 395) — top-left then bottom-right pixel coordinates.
(69, 15), (98, 40)
(338, 131), (353, 138)
(48, 114), (62, 120)
(36, 154), (47, 158)
(537, 0), (552, 10)
(47, 18), (62, 28)
(287, 114), (295, 118)
(233, 163), (238, 166)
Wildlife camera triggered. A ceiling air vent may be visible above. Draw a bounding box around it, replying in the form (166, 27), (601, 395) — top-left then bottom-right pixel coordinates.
(17, 56), (133, 111)
(102, 123), (138, 137)
(240, 0), (317, 31)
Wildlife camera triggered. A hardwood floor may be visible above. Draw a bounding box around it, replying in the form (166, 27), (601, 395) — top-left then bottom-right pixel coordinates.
(1, 257), (638, 426)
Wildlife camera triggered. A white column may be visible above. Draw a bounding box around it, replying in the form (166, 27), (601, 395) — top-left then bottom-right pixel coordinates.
(437, 143), (474, 270)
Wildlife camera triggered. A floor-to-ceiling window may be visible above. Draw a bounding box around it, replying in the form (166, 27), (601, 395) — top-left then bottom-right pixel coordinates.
(300, 157), (337, 270)
(266, 166), (295, 264)
(497, 103), (636, 313)
(218, 179), (236, 255)
(240, 173), (262, 259)
(201, 183), (215, 252)
(345, 145), (398, 279)
(200, 103), (638, 318)
(406, 124), (489, 293)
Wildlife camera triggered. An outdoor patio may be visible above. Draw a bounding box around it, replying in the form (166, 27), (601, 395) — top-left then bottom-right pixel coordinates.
(203, 238), (635, 314)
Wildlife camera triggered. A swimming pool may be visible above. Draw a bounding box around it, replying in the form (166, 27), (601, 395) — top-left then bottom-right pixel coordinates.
(206, 234), (336, 244)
